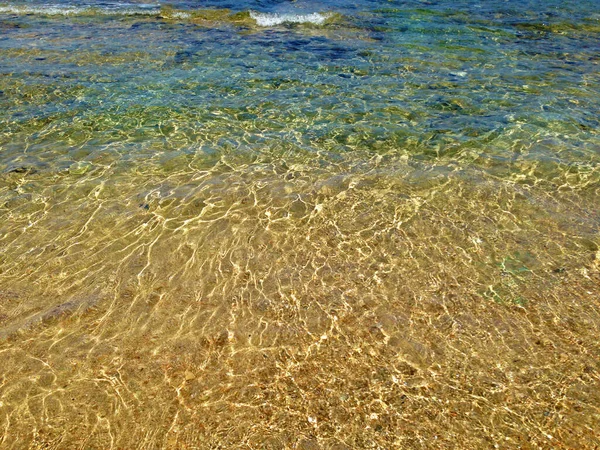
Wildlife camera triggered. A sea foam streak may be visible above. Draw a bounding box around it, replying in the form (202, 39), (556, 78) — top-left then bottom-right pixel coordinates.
(250, 11), (331, 26)
(0, 4), (158, 16)
(0, 5), (330, 24)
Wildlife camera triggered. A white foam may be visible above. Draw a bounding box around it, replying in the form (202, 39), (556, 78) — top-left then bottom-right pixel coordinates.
(0, 5), (85, 15)
(165, 11), (191, 19)
(110, 8), (158, 16)
(250, 11), (330, 27)
(0, 5), (159, 16)
(0, 5), (330, 22)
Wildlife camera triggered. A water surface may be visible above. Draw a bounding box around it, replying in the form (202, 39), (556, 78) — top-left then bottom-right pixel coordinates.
(1, 0), (599, 448)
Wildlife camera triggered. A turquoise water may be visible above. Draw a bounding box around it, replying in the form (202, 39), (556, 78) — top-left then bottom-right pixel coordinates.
(2, 0), (599, 176)
(1, 1), (599, 448)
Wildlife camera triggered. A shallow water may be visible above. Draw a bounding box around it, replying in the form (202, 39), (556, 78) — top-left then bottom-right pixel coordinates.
(1, 0), (599, 448)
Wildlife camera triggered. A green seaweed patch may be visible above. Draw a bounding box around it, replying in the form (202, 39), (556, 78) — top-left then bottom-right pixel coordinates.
(513, 21), (600, 35)
(497, 252), (536, 277)
(466, 25), (515, 37)
(158, 7), (254, 26)
(319, 12), (345, 27)
(512, 296), (528, 306)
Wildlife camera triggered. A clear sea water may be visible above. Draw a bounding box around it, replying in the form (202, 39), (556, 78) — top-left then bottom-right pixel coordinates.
(1, 0), (599, 448)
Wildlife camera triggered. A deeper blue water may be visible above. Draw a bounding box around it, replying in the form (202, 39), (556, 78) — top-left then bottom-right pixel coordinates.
(1, 0), (599, 174)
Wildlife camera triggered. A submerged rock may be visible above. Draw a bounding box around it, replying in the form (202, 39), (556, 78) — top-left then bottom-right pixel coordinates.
(184, 370), (195, 381)
(7, 166), (38, 175)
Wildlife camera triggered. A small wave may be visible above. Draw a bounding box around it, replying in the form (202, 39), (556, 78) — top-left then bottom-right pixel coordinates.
(163, 10), (190, 19)
(0, 4), (335, 27)
(0, 4), (159, 16)
(250, 11), (331, 27)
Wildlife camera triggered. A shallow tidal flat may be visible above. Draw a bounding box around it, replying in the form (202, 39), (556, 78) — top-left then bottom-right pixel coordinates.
(1, 1), (600, 448)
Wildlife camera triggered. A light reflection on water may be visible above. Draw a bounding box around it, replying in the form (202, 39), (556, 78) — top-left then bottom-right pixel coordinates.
(0, 1), (599, 448)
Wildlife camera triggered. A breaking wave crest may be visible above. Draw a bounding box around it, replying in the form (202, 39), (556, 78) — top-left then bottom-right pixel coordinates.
(249, 11), (331, 26)
(0, 4), (335, 26)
